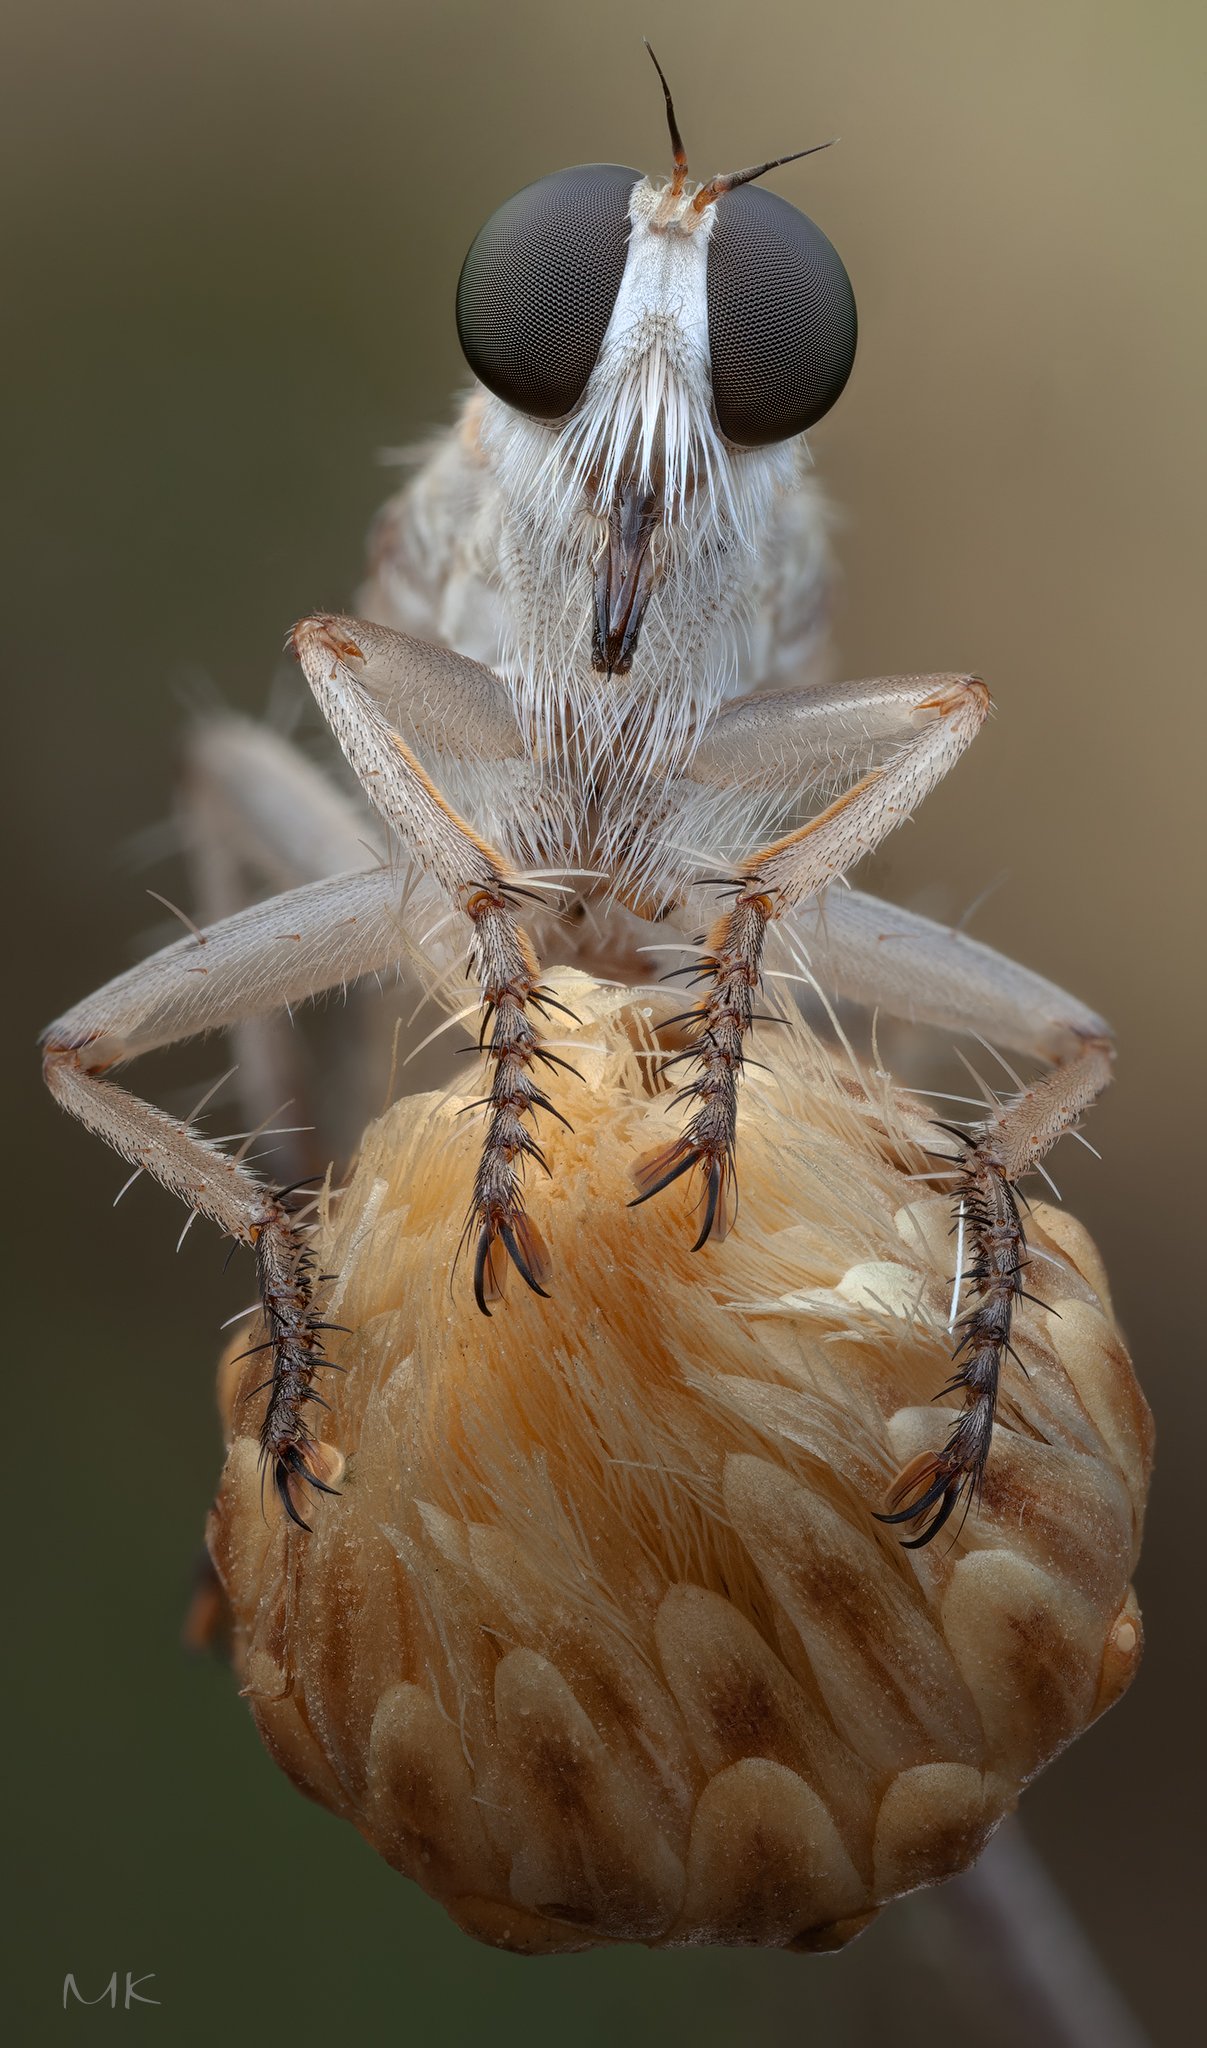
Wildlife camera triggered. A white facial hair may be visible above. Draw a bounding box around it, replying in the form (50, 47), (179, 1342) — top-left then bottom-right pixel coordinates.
(476, 177), (799, 804)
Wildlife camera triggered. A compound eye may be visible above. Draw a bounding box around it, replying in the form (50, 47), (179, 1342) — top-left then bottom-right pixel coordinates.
(456, 164), (639, 421)
(707, 184), (857, 447)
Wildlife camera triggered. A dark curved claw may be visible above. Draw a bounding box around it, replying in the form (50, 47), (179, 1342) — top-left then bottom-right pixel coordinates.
(271, 1441), (341, 1533)
(874, 1458), (971, 1548)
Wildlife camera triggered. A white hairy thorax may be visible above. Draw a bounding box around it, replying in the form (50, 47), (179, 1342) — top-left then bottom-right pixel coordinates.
(361, 174), (833, 894)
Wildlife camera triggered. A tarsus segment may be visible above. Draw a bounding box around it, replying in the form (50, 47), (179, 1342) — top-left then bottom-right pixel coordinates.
(879, 1038), (1112, 1544)
(631, 891), (770, 1248)
(462, 891), (557, 1313)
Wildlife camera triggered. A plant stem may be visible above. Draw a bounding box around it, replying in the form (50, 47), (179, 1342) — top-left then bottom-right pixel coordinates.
(939, 1819), (1150, 2048)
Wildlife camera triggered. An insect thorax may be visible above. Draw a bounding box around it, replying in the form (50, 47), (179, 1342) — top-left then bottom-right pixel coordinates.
(364, 385), (831, 897)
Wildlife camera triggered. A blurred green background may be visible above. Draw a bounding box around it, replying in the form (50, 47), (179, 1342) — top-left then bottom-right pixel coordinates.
(4, 1), (1203, 2040)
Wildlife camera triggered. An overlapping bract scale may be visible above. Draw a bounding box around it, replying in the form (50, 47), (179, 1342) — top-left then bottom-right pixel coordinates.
(209, 975), (1150, 1951)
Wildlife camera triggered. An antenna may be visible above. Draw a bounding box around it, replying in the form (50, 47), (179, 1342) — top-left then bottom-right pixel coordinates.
(693, 138), (838, 211)
(643, 40), (689, 196)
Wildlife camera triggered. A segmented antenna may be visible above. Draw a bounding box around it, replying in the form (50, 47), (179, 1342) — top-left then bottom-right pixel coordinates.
(643, 40), (689, 195)
(693, 137), (838, 211)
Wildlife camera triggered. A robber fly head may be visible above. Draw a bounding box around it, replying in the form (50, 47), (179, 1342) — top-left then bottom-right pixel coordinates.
(454, 47), (857, 775)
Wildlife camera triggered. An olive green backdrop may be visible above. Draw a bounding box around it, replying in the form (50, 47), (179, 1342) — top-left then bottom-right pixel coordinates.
(4, 2), (1203, 2041)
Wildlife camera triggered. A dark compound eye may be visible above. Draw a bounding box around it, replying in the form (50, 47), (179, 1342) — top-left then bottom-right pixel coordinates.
(706, 184), (857, 447)
(456, 164), (639, 421)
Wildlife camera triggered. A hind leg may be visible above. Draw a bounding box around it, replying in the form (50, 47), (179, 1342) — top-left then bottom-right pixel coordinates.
(43, 867), (410, 1525)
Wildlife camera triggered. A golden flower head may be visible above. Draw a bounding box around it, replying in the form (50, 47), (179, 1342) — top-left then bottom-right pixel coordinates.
(208, 972), (1151, 1954)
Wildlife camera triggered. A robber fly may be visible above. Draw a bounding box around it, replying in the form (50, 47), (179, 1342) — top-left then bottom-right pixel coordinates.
(42, 49), (1112, 1544)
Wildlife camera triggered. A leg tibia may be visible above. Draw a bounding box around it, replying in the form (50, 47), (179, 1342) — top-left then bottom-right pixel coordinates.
(748, 675), (989, 905)
(978, 1038), (1114, 1182)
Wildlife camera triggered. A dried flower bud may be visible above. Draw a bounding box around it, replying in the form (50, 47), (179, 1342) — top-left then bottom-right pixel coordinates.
(208, 973), (1151, 1953)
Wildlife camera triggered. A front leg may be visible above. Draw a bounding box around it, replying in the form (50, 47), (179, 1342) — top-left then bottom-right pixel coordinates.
(290, 615), (565, 1312)
(632, 674), (990, 1242)
(629, 891), (766, 1246)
